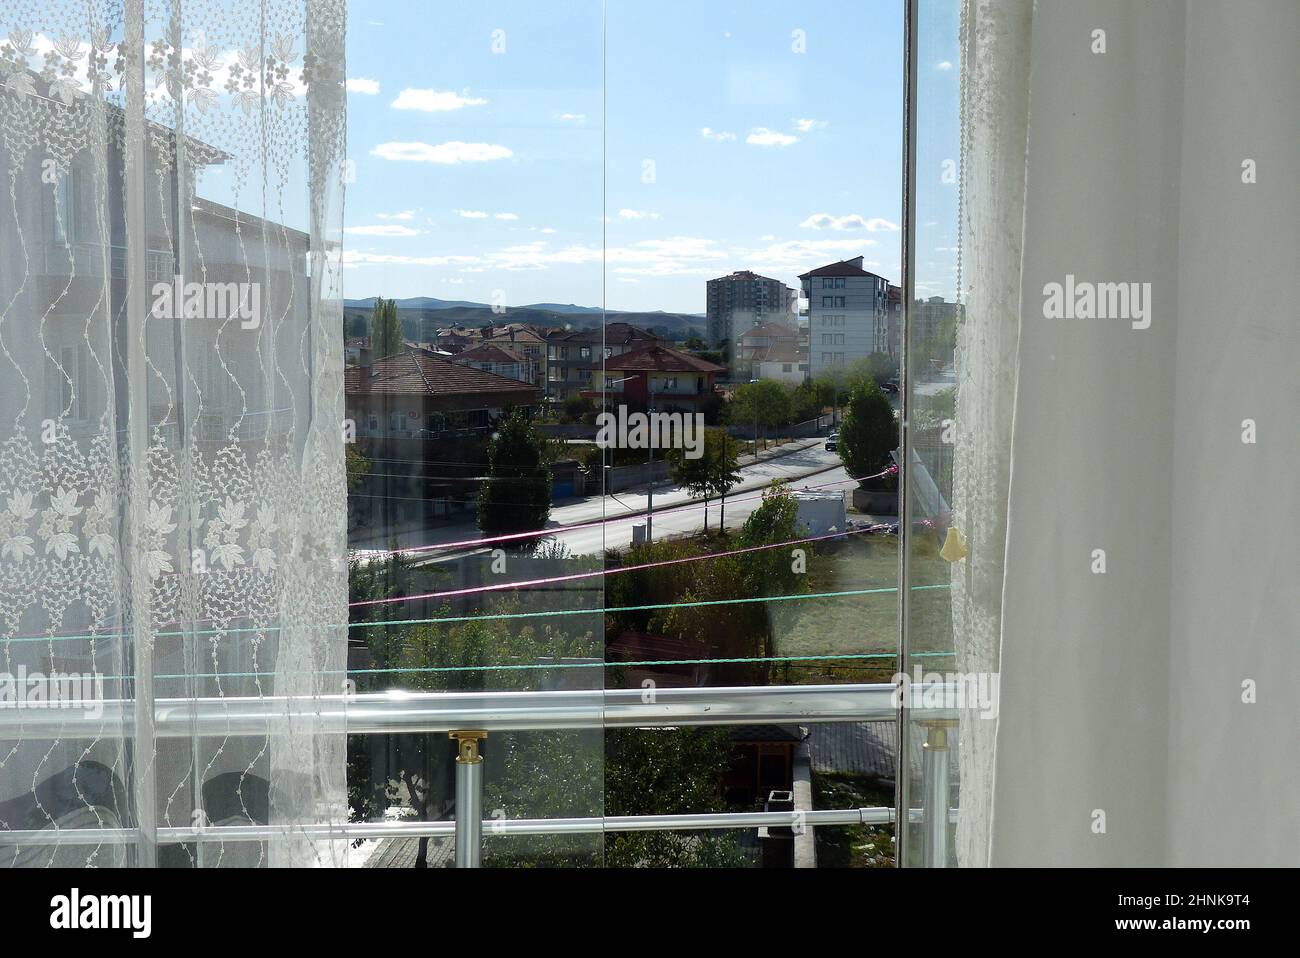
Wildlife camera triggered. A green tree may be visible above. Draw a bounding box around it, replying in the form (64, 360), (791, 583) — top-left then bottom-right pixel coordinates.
(370, 297), (404, 358)
(729, 379), (792, 452)
(849, 351), (898, 389)
(605, 727), (745, 867)
(838, 379), (899, 478)
(345, 444), (371, 494)
(665, 426), (741, 531)
(477, 407), (554, 538)
(736, 481), (803, 596)
(812, 369), (851, 426)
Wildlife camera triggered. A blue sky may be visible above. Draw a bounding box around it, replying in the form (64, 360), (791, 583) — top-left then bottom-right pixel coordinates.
(340, 0), (951, 313)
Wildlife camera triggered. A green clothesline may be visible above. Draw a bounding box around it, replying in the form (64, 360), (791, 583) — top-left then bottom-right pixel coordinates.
(1, 584), (952, 644)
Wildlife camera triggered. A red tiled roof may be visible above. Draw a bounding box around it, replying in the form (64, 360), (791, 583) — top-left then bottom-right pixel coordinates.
(344, 347), (541, 400)
(739, 321), (799, 341)
(602, 344), (726, 374)
(487, 325), (547, 344)
(552, 322), (663, 346)
(455, 343), (526, 364)
(752, 343), (806, 364)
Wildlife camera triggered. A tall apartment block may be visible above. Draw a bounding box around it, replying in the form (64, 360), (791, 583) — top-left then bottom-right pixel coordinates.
(799, 256), (892, 379)
(705, 270), (797, 357)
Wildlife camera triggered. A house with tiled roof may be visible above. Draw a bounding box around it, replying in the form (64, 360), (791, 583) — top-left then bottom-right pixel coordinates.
(454, 342), (536, 385)
(751, 342), (810, 385)
(345, 345), (541, 440)
(544, 322), (666, 401)
(484, 325), (548, 387)
(580, 344), (725, 412)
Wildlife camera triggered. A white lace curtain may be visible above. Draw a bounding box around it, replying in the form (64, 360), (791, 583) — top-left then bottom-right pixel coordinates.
(952, 0), (1298, 865)
(0, 0), (348, 866)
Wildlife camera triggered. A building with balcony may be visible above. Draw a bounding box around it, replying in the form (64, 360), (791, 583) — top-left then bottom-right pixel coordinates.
(545, 322), (666, 401)
(581, 344), (725, 412)
(800, 256), (893, 379)
(485, 325), (548, 387)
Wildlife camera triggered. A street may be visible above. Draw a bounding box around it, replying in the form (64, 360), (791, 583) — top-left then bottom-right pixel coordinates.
(352, 440), (849, 560)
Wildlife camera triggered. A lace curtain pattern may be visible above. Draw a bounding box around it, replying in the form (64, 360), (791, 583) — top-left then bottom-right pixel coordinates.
(0, 0), (347, 866)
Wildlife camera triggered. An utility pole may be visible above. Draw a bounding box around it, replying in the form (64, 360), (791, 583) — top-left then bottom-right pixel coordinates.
(646, 371), (655, 542)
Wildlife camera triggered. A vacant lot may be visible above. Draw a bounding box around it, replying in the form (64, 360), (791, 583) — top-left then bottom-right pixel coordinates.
(767, 532), (954, 684)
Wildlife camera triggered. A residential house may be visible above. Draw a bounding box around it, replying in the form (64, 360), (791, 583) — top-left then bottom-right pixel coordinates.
(454, 342), (536, 385)
(545, 322), (666, 402)
(581, 344), (725, 413)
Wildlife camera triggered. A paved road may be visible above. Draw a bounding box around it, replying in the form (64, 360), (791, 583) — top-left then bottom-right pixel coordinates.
(353, 440), (850, 560)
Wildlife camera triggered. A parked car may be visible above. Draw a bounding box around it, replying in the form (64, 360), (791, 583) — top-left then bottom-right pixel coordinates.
(825, 431), (839, 451)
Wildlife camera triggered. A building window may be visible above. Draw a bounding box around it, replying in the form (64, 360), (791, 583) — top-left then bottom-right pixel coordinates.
(822, 296), (833, 307)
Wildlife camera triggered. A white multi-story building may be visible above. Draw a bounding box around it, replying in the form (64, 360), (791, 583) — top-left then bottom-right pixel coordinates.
(800, 256), (892, 379)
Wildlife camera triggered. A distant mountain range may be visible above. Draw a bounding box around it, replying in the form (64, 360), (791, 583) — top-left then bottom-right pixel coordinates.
(344, 296), (704, 319)
(342, 296), (706, 341)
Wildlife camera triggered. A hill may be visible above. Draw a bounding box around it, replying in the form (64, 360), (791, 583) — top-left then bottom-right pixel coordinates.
(342, 297), (705, 342)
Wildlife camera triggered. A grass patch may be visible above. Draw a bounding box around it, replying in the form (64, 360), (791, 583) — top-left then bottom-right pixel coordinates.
(767, 532), (954, 684)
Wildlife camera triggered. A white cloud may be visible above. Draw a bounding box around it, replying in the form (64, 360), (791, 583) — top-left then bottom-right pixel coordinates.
(617, 209), (661, 220)
(792, 118), (824, 132)
(341, 250), (481, 267)
(454, 210), (489, 219)
(343, 224), (423, 237)
(346, 78), (380, 95)
(735, 238), (882, 275)
(800, 213), (900, 232)
(494, 212), (519, 221)
(747, 128), (798, 147)
(558, 113), (586, 122)
(344, 233), (730, 278)
(936, 60), (954, 71)
(371, 141), (513, 164)
(701, 127), (737, 142)
(539, 227), (557, 234)
(375, 210), (415, 221)
(390, 88), (487, 112)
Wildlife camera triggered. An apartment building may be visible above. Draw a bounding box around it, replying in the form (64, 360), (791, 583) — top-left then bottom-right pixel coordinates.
(545, 322), (665, 402)
(799, 256), (892, 379)
(705, 270), (798, 356)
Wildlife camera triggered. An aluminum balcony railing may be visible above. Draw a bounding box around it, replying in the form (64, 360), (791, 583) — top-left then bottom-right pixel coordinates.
(0, 683), (960, 867)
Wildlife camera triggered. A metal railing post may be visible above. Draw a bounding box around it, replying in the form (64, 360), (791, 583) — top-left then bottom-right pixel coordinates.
(450, 730), (487, 868)
(919, 719), (956, 867)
